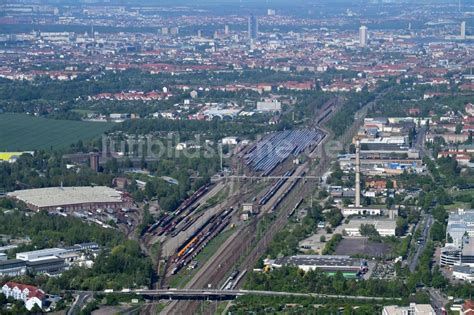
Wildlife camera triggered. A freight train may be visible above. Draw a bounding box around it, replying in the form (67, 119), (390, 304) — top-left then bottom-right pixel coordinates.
(144, 183), (213, 236)
(269, 171), (305, 212)
(170, 208), (233, 275)
(258, 169), (295, 206)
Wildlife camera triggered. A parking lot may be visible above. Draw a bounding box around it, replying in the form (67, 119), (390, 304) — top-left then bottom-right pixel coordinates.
(371, 262), (397, 280)
(334, 238), (393, 257)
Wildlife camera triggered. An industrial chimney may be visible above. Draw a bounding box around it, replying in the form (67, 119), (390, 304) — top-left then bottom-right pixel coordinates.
(355, 140), (361, 207)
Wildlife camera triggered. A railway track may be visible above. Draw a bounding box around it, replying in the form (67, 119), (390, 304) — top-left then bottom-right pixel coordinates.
(164, 174), (309, 314)
(162, 142), (322, 314)
(162, 220), (258, 314)
(167, 208), (233, 277)
(144, 183), (215, 238)
(159, 96), (344, 314)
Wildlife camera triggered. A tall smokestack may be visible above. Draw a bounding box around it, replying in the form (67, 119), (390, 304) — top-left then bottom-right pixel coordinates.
(355, 140), (361, 207)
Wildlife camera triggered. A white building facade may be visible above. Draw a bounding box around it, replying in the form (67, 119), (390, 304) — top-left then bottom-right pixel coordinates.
(2, 282), (45, 311)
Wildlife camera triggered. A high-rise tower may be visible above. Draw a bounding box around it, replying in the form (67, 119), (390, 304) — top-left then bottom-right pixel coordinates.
(359, 25), (368, 47)
(248, 14), (258, 40)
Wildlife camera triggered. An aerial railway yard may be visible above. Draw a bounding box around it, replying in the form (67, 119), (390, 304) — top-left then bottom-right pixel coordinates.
(155, 88), (396, 314)
(161, 139), (326, 314)
(139, 97), (341, 315)
(154, 130), (324, 277)
(152, 98), (341, 315)
(144, 183), (214, 239)
(142, 129), (325, 262)
(169, 207), (233, 275)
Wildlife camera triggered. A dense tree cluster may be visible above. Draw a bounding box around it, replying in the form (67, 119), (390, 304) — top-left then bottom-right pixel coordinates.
(0, 152), (114, 192)
(326, 88), (375, 137)
(229, 295), (384, 315)
(117, 118), (277, 140)
(0, 211), (153, 292)
(138, 155), (219, 211)
(0, 211), (121, 250)
(245, 266), (408, 298)
(321, 234), (343, 255)
(369, 84), (471, 118)
(43, 240), (153, 292)
(265, 205), (324, 258)
(359, 224), (380, 238)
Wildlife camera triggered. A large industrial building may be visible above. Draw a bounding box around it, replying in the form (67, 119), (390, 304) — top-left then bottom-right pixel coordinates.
(344, 218), (397, 237)
(441, 238), (474, 267)
(342, 206), (383, 216)
(0, 259), (27, 277)
(7, 186), (128, 212)
(340, 139), (396, 233)
(16, 248), (67, 261)
(443, 236), (474, 282)
(27, 257), (67, 276)
(15, 243), (99, 261)
(0, 243), (100, 277)
(256, 99), (281, 112)
(382, 303), (435, 315)
(461, 238), (474, 267)
(265, 255), (369, 278)
(440, 212), (474, 282)
(446, 209), (474, 247)
(0, 258), (66, 277)
(340, 117), (425, 176)
(440, 245), (461, 266)
(338, 154), (423, 175)
(453, 264), (474, 282)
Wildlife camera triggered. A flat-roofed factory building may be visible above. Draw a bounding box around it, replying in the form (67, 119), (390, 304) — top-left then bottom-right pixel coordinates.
(7, 186), (129, 212)
(0, 259), (27, 277)
(344, 218), (397, 237)
(265, 255), (370, 278)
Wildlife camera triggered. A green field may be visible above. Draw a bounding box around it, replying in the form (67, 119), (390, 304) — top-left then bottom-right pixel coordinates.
(0, 113), (114, 151)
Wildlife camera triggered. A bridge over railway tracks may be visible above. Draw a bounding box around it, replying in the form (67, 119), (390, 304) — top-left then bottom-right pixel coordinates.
(68, 289), (402, 302)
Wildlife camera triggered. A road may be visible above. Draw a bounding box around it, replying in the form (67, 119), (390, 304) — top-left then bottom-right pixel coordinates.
(414, 126), (429, 158)
(67, 292), (91, 315)
(409, 214), (433, 273)
(428, 288), (448, 314)
(412, 126), (445, 314)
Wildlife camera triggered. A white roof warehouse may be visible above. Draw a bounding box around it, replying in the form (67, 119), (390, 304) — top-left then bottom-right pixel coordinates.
(7, 186), (126, 212)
